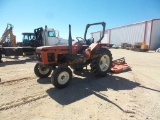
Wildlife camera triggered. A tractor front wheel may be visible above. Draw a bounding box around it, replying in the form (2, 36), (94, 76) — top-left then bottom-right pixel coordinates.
(91, 48), (112, 77)
(51, 66), (72, 89)
(34, 63), (52, 78)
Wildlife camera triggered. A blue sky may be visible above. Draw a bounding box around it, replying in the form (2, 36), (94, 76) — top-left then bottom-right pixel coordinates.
(0, 0), (160, 42)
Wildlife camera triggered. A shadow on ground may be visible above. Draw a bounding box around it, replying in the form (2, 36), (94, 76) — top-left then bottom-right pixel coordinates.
(36, 69), (160, 112)
(46, 72), (140, 106)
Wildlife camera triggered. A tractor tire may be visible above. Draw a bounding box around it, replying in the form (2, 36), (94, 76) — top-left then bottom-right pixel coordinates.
(51, 66), (72, 89)
(90, 48), (112, 77)
(34, 63), (52, 78)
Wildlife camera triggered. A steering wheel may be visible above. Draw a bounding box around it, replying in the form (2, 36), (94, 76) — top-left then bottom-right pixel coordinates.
(76, 37), (85, 43)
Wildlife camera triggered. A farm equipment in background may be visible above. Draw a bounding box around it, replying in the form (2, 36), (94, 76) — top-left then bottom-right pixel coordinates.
(28, 26), (68, 47)
(0, 23), (20, 61)
(21, 26), (68, 54)
(22, 26), (68, 48)
(0, 23), (16, 47)
(0, 24), (68, 62)
(22, 33), (35, 46)
(121, 43), (132, 50)
(132, 42), (149, 52)
(0, 23), (36, 61)
(34, 22), (113, 88)
(156, 48), (160, 52)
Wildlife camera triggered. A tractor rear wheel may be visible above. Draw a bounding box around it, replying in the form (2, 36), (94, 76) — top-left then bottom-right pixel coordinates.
(90, 48), (112, 77)
(34, 63), (52, 78)
(51, 66), (72, 89)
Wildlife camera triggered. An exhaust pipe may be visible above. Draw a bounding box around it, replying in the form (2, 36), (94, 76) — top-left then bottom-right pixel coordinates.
(68, 24), (72, 55)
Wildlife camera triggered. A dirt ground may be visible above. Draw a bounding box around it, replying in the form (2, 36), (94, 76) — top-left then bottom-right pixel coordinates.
(0, 49), (160, 120)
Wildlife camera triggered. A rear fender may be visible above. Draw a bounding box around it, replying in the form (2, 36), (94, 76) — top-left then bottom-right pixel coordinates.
(89, 43), (109, 53)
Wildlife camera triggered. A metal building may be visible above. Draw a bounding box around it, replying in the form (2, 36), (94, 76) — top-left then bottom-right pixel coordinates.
(91, 19), (160, 50)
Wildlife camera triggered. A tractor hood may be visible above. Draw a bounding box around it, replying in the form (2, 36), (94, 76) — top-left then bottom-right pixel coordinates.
(36, 41), (77, 52)
(36, 45), (69, 52)
(36, 41), (80, 54)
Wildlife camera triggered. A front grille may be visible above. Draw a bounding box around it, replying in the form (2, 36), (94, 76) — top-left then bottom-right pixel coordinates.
(36, 53), (42, 62)
(48, 53), (55, 62)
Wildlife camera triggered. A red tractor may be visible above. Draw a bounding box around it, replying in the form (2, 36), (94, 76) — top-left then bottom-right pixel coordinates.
(34, 22), (112, 88)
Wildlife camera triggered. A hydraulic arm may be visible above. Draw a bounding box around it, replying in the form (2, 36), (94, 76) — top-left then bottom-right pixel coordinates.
(0, 23), (16, 47)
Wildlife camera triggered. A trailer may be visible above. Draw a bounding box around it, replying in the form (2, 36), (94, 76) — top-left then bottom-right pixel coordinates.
(0, 25), (68, 62)
(0, 23), (35, 62)
(91, 19), (160, 50)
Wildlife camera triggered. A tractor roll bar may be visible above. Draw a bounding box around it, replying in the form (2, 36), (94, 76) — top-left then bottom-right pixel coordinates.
(84, 22), (106, 43)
